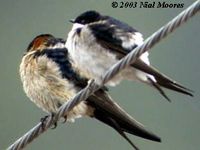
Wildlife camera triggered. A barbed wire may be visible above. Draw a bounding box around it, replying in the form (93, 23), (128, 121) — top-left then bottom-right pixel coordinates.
(7, 1), (200, 150)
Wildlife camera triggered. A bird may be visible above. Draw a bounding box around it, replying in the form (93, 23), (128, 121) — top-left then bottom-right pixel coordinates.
(65, 10), (193, 102)
(19, 34), (161, 150)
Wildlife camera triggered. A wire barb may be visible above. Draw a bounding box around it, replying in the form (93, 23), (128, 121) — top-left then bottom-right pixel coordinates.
(7, 1), (200, 150)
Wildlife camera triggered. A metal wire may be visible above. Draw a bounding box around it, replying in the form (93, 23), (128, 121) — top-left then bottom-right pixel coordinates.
(7, 1), (200, 149)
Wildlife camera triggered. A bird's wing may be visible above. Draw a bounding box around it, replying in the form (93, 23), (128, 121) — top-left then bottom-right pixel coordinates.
(89, 22), (193, 97)
(89, 17), (140, 58)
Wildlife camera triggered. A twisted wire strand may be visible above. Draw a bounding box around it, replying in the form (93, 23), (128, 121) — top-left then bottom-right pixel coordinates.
(7, 1), (200, 150)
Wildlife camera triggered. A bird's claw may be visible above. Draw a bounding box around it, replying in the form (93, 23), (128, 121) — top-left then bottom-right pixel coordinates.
(40, 115), (49, 130)
(40, 113), (58, 130)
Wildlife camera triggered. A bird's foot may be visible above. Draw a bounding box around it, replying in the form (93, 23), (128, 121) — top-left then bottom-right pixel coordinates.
(40, 115), (49, 130)
(40, 113), (58, 130)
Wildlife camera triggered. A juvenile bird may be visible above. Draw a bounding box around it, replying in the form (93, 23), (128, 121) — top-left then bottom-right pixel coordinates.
(66, 10), (193, 102)
(20, 34), (161, 150)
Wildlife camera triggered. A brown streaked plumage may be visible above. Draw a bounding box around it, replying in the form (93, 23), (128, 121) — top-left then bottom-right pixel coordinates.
(20, 34), (161, 149)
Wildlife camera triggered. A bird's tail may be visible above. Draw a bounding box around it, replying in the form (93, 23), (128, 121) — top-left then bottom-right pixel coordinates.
(87, 91), (161, 149)
(132, 59), (193, 102)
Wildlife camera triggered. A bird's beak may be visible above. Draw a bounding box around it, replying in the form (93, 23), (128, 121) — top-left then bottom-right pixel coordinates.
(69, 19), (75, 23)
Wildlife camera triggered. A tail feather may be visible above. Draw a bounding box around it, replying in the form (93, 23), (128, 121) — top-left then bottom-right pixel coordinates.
(156, 79), (193, 97)
(132, 60), (193, 97)
(93, 107), (161, 143)
(94, 111), (140, 150)
(87, 91), (161, 144)
(147, 77), (171, 102)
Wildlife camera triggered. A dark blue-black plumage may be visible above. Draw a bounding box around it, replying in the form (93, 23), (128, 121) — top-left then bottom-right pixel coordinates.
(33, 38), (88, 88)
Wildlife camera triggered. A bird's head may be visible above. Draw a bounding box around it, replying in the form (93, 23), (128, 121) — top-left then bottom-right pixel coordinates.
(70, 10), (102, 25)
(26, 34), (55, 52)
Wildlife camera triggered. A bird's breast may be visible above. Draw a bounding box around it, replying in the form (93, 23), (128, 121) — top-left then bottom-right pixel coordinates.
(67, 27), (120, 84)
(19, 55), (94, 121)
